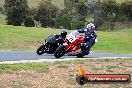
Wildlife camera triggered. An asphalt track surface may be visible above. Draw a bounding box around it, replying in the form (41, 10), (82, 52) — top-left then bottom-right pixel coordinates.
(0, 51), (132, 62)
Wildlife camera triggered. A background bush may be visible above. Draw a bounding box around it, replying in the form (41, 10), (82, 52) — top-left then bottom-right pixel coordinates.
(2, 0), (132, 30)
(34, 0), (58, 28)
(4, 0), (28, 26)
(24, 17), (35, 27)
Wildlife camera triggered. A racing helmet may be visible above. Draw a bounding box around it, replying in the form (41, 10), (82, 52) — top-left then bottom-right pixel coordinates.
(86, 23), (95, 32)
(60, 29), (67, 39)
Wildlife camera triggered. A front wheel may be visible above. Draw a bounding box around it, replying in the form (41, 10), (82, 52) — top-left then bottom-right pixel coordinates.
(37, 44), (46, 55)
(54, 45), (65, 58)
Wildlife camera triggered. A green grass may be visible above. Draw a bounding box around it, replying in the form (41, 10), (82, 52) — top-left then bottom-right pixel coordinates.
(0, 58), (131, 73)
(0, 62), (51, 73)
(91, 29), (132, 54)
(0, 58), (132, 88)
(0, 17), (6, 25)
(0, 25), (132, 53)
(0, 25), (61, 50)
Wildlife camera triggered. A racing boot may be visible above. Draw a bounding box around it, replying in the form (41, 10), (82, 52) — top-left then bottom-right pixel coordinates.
(85, 46), (90, 55)
(80, 43), (88, 55)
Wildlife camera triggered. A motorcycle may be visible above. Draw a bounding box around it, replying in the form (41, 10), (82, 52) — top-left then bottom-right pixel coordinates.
(54, 30), (86, 58)
(37, 34), (64, 55)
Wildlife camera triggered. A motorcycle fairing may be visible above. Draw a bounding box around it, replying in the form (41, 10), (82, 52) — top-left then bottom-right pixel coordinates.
(67, 48), (81, 56)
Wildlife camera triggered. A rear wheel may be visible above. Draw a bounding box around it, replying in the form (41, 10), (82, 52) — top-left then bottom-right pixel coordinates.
(54, 45), (65, 58)
(37, 44), (46, 55)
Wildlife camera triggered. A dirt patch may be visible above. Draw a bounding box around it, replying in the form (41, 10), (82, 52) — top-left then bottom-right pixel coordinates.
(0, 59), (132, 88)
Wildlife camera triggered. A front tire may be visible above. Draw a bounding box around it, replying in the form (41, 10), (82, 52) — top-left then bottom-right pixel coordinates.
(54, 45), (65, 58)
(37, 44), (46, 55)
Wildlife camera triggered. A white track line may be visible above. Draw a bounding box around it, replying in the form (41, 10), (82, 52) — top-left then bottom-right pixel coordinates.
(0, 57), (131, 64)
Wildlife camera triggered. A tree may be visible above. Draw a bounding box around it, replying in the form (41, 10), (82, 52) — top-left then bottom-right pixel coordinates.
(76, 0), (87, 21)
(4, 0), (28, 26)
(0, 7), (3, 12)
(100, 0), (120, 30)
(61, 14), (72, 29)
(28, 7), (37, 18)
(35, 0), (58, 27)
(24, 17), (35, 27)
(63, 0), (86, 29)
(120, 1), (132, 21)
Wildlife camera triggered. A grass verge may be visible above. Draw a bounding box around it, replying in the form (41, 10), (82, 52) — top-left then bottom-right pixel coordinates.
(0, 58), (132, 88)
(0, 25), (132, 53)
(0, 25), (61, 50)
(91, 29), (132, 54)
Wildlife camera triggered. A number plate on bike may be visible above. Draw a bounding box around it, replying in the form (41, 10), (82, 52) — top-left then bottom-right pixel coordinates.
(66, 34), (76, 43)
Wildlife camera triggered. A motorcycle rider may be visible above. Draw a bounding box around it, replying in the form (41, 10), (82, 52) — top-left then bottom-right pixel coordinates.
(77, 23), (97, 55)
(37, 29), (67, 55)
(60, 29), (67, 39)
(55, 29), (67, 44)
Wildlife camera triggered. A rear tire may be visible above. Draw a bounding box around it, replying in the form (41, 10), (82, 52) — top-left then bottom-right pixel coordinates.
(54, 45), (65, 58)
(37, 44), (46, 55)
